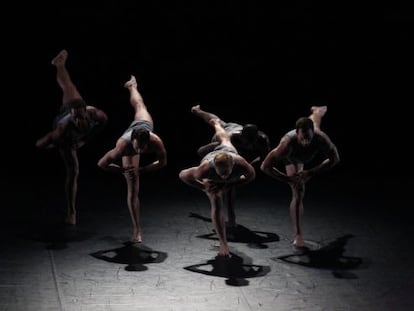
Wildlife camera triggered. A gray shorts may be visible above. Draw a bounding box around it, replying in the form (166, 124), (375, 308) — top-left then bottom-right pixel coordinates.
(202, 144), (238, 162)
(211, 122), (242, 142)
(121, 120), (154, 142)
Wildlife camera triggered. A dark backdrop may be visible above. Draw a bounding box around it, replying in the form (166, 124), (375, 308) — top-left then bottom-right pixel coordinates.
(5, 2), (412, 192)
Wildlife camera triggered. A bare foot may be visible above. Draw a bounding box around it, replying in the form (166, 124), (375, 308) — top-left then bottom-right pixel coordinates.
(191, 104), (201, 114)
(310, 106), (327, 117)
(51, 49), (68, 66)
(293, 235), (305, 248)
(218, 244), (230, 256)
(310, 106), (327, 130)
(131, 231), (142, 243)
(124, 75), (137, 88)
(64, 212), (76, 225)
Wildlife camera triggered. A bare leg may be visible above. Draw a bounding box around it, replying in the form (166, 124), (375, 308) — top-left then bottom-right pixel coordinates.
(124, 75), (153, 123)
(286, 164), (305, 248)
(309, 106), (327, 131)
(208, 192), (229, 256)
(191, 104), (226, 127)
(289, 185), (305, 248)
(225, 186), (237, 228)
(123, 155), (142, 243)
(59, 147), (79, 225)
(51, 49), (83, 105)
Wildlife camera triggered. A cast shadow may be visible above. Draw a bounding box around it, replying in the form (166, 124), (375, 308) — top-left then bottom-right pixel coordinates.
(189, 212), (279, 249)
(90, 242), (168, 271)
(184, 251), (271, 286)
(18, 222), (95, 250)
(274, 234), (364, 279)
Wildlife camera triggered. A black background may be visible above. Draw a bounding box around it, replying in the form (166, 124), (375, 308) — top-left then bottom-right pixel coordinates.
(5, 2), (412, 190)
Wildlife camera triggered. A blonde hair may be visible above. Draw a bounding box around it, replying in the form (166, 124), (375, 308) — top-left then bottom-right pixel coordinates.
(213, 152), (234, 168)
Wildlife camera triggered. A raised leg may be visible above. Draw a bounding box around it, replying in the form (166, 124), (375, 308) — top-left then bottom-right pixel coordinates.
(52, 49), (83, 105)
(124, 75), (153, 123)
(309, 106), (327, 131)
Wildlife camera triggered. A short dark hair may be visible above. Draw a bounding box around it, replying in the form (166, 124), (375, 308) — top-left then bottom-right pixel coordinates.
(241, 124), (259, 140)
(131, 129), (150, 145)
(295, 117), (314, 132)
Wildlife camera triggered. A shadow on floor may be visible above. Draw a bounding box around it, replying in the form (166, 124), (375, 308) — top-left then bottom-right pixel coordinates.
(190, 212), (279, 248)
(90, 242), (168, 271)
(18, 222), (96, 250)
(184, 251), (271, 286)
(274, 234), (364, 279)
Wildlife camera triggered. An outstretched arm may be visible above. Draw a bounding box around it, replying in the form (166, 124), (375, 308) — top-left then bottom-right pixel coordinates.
(139, 136), (167, 173)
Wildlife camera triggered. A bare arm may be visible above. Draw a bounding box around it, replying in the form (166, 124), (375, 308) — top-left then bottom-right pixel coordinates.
(179, 164), (207, 191)
(233, 157), (256, 186)
(139, 136), (167, 173)
(35, 125), (65, 149)
(306, 135), (340, 177)
(97, 140), (125, 173)
(260, 137), (291, 182)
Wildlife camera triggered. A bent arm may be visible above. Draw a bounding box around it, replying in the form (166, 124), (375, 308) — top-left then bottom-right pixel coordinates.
(179, 165), (206, 191)
(307, 144), (340, 176)
(260, 138), (290, 182)
(236, 158), (256, 185)
(139, 137), (167, 173)
(97, 142), (124, 173)
(35, 125), (65, 149)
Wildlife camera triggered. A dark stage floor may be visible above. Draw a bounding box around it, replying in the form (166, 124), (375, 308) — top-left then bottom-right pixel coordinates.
(1, 169), (412, 311)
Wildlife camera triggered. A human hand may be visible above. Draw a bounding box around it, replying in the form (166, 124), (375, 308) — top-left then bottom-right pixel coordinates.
(122, 166), (137, 179)
(296, 171), (312, 183)
(287, 174), (305, 188)
(204, 179), (228, 193)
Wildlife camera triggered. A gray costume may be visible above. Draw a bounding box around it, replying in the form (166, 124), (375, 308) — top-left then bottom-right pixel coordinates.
(121, 120), (154, 142)
(283, 129), (336, 165)
(53, 103), (99, 145)
(202, 145), (243, 183)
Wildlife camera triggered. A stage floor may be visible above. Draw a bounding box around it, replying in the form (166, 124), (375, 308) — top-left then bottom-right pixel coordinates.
(1, 171), (412, 310)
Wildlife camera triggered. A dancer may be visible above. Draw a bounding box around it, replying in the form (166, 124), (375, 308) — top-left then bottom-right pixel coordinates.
(97, 75), (167, 243)
(36, 49), (108, 225)
(179, 118), (255, 256)
(261, 106), (340, 248)
(191, 104), (269, 228)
